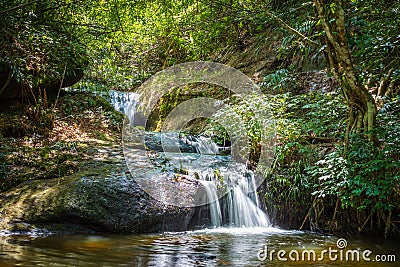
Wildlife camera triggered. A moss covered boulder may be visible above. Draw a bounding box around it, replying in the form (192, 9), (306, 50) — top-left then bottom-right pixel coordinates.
(0, 161), (194, 234)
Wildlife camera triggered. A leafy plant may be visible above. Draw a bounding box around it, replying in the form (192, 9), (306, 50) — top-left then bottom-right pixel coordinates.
(261, 69), (299, 93)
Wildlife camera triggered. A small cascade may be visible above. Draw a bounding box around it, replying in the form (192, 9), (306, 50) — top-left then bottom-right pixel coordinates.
(240, 171), (259, 208)
(108, 90), (271, 229)
(189, 136), (220, 155)
(109, 91), (139, 125)
(224, 185), (270, 228)
(200, 181), (222, 227)
(188, 149), (271, 228)
(205, 169), (270, 228)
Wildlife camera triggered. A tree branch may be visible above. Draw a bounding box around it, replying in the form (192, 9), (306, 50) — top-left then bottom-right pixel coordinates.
(314, 0), (341, 52)
(0, 0), (40, 15)
(264, 10), (321, 49)
(377, 68), (394, 97)
(302, 135), (340, 144)
(0, 70), (12, 96)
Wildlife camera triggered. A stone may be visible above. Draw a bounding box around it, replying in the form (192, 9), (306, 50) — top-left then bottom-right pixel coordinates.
(0, 162), (195, 234)
(0, 69), (84, 101)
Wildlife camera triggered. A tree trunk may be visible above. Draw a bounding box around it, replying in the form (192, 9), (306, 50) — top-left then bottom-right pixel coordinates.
(314, 0), (377, 144)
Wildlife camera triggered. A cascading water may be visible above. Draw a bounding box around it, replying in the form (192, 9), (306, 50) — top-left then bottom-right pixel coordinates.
(189, 136), (220, 155)
(225, 183), (270, 227)
(195, 165), (270, 228)
(109, 91), (139, 126)
(200, 181), (222, 227)
(110, 90), (271, 229)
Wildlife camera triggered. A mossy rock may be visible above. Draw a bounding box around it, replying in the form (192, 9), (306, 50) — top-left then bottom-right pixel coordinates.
(0, 162), (194, 233)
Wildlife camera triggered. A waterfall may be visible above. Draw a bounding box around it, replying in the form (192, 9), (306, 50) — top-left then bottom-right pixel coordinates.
(108, 91), (271, 229)
(200, 181), (222, 227)
(192, 158), (271, 228)
(189, 136), (220, 155)
(109, 91), (139, 125)
(224, 185), (270, 227)
(209, 170), (270, 228)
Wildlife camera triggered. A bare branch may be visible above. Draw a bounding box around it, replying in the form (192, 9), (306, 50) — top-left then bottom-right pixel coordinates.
(0, 0), (40, 15)
(264, 9), (321, 49)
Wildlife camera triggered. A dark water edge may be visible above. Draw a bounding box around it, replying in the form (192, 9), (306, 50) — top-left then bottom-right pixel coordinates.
(0, 227), (399, 267)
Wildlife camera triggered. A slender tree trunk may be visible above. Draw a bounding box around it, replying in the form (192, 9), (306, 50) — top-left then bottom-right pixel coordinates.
(314, 0), (377, 144)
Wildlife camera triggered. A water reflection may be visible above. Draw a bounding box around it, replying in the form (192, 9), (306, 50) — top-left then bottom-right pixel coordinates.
(0, 229), (398, 267)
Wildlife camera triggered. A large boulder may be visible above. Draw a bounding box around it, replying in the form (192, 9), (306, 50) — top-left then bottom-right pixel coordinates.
(0, 69), (84, 112)
(0, 71), (83, 99)
(0, 161), (195, 234)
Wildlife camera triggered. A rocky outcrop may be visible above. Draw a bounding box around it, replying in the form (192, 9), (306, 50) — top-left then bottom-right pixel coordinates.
(0, 69), (84, 100)
(0, 161), (195, 234)
(144, 132), (197, 153)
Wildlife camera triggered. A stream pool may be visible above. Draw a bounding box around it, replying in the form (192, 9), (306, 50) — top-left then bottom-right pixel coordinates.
(0, 228), (398, 267)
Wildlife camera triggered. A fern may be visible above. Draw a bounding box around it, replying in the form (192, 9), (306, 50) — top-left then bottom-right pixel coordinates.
(277, 19), (316, 59)
(261, 69), (298, 93)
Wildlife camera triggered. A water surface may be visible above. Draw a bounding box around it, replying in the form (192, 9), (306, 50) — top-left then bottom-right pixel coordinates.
(0, 228), (398, 266)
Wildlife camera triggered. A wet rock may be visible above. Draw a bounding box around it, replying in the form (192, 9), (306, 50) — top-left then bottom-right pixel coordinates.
(144, 132), (197, 153)
(0, 162), (195, 234)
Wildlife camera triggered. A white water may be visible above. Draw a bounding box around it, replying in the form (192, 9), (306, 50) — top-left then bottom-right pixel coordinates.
(201, 181), (222, 227)
(225, 185), (270, 227)
(110, 91), (271, 229)
(188, 155), (271, 228)
(189, 136), (220, 155)
(109, 91), (139, 126)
